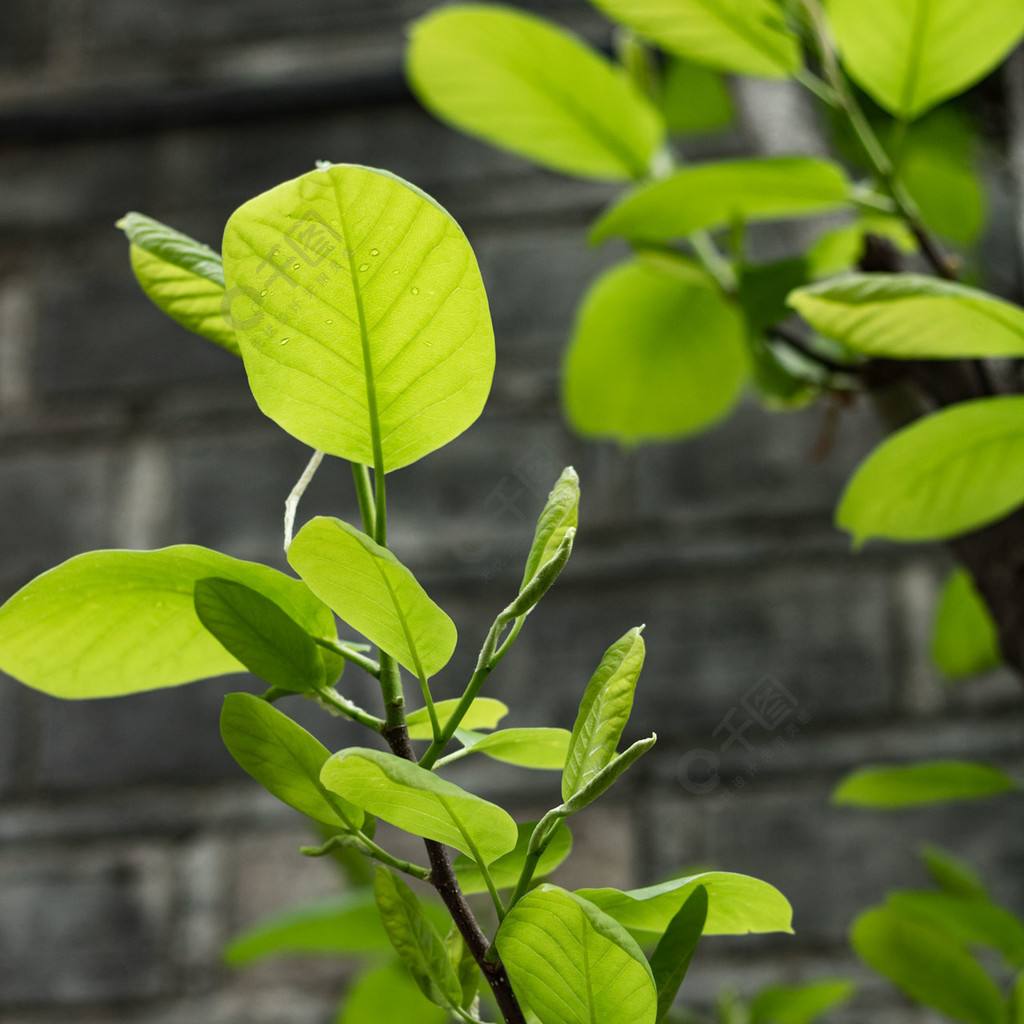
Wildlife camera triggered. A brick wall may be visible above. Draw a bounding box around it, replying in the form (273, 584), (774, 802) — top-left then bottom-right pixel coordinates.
(1, 4), (1023, 1022)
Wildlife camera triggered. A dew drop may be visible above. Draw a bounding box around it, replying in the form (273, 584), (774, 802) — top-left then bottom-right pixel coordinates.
(392, 269), (400, 275)
(259, 289), (268, 297)
(293, 262), (300, 270)
(325, 319), (333, 325)
(411, 287), (420, 295)
(280, 337), (289, 345)
(359, 263), (370, 272)
(370, 248), (379, 256)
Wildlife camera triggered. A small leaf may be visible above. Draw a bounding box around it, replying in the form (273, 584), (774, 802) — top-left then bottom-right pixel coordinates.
(564, 256), (749, 444)
(321, 747), (518, 864)
(919, 844), (989, 900)
(562, 734), (657, 814)
(589, 0), (799, 78)
(288, 516), (456, 677)
(659, 57), (733, 136)
(578, 871), (794, 944)
(454, 821), (573, 895)
(932, 569), (1001, 680)
(220, 692), (363, 830)
(563, 626), (645, 801)
(789, 274), (1024, 359)
(496, 884), (658, 1024)
(591, 158), (850, 245)
(650, 886), (708, 1024)
(195, 577), (325, 692)
(852, 906), (1005, 1024)
(749, 979), (856, 1024)
(221, 163), (494, 470)
(374, 867), (463, 1011)
(826, 0), (1024, 120)
(833, 761), (1019, 807)
(118, 211), (238, 355)
(407, 5), (665, 181)
(522, 467), (580, 589)
(452, 727), (571, 770)
(336, 962), (450, 1024)
(407, 697), (508, 740)
(836, 396), (1024, 544)
(0, 545), (335, 699)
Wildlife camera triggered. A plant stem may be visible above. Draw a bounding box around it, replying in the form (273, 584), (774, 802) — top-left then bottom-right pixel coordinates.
(313, 684), (384, 731)
(314, 636), (381, 679)
(505, 808), (566, 913)
(300, 831), (430, 880)
(351, 461), (376, 537)
(283, 449), (324, 551)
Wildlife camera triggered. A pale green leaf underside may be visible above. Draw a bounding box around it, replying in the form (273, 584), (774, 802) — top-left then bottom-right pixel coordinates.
(221, 163), (494, 470)
(220, 692), (363, 829)
(454, 821), (573, 895)
(288, 516), (456, 678)
(0, 545), (334, 699)
(591, 158), (851, 245)
(853, 907), (1006, 1024)
(564, 256), (749, 443)
(321, 747), (518, 864)
(497, 885), (657, 1024)
(407, 4), (665, 181)
(407, 697), (509, 739)
(832, 761), (1019, 807)
(457, 727), (571, 769)
(590, 0), (799, 78)
(836, 396), (1024, 544)
(931, 569), (1001, 680)
(578, 871), (794, 942)
(826, 0), (1024, 119)
(789, 274), (1024, 359)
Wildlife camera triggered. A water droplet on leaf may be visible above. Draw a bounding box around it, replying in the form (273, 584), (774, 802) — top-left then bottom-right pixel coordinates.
(359, 263), (370, 272)
(280, 338), (289, 345)
(370, 248), (379, 256)
(411, 287), (419, 295)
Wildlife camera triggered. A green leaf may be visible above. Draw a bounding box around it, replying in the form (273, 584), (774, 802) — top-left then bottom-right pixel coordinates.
(789, 274), (1024, 359)
(194, 577), (325, 692)
(852, 906), (1005, 1024)
(591, 158), (851, 245)
(833, 761), (1019, 807)
(825, 0), (1024, 120)
(836, 397), (1024, 544)
(443, 925), (480, 1011)
(1010, 971), (1024, 1024)
(932, 569), (1001, 680)
(407, 697), (508, 740)
(650, 886), (708, 1024)
(224, 890), (445, 963)
(321, 747), (518, 864)
(522, 467), (580, 588)
(564, 256), (749, 443)
(920, 844), (989, 900)
(589, 0), (799, 78)
(374, 867), (463, 1011)
(454, 821), (573, 895)
(220, 692), (363, 829)
(118, 212), (239, 355)
(886, 891), (1024, 969)
(221, 163), (494, 470)
(407, 4), (664, 182)
(578, 871), (794, 944)
(288, 516), (456, 677)
(562, 626), (645, 801)
(336, 962), (450, 1024)
(450, 727), (571, 769)
(749, 979), (856, 1024)
(806, 216), (917, 279)
(0, 545), (334, 699)
(496, 884), (658, 1024)
(659, 57), (733, 136)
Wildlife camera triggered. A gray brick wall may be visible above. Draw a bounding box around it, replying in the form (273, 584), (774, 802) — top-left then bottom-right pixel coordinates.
(1, 3), (1023, 1022)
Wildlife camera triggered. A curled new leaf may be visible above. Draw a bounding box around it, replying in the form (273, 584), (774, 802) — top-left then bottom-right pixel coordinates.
(522, 467), (580, 588)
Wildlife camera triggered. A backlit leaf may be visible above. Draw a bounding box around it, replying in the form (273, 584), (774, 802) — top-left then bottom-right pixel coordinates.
(659, 58), (733, 136)
(450, 727), (571, 770)
(931, 569), (1001, 680)
(833, 761), (1019, 807)
(454, 821), (573, 895)
(407, 697), (508, 740)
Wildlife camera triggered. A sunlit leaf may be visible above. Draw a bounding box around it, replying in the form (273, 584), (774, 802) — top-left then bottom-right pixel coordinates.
(454, 821), (573, 895)
(407, 697), (508, 740)
(451, 727), (571, 770)
(659, 57), (733, 136)
(221, 163), (494, 470)
(931, 569), (1001, 680)
(833, 761), (1018, 807)
(749, 979), (856, 1024)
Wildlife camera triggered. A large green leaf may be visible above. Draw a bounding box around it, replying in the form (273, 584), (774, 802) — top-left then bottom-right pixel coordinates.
(448, 727), (571, 769)
(833, 761), (1019, 807)
(454, 821), (573, 895)
(749, 979), (856, 1024)
(836, 397), (1024, 544)
(288, 516), (456, 677)
(562, 627), (645, 800)
(195, 577), (325, 692)
(852, 906), (1005, 1024)
(496, 885), (658, 1024)
(589, 0), (799, 78)
(220, 692), (363, 829)
(0, 545), (334, 699)
(320, 747), (518, 864)
(407, 697), (508, 740)
(650, 887), (707, 1024)
(578, 872), (794, 944)
(591, 158), (850, 245)
(374, 867), (463, 1011)
(221, 163), (493, 470)
(337, 962), (450, 1024)
(407, 5), (664, 181)
(118, 212), (239, 355)
(931, 569), (1001, 680)
(789, 274), (1024, 359)
(564, 256), (749, 443)
(826, 0), (1024, 120)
